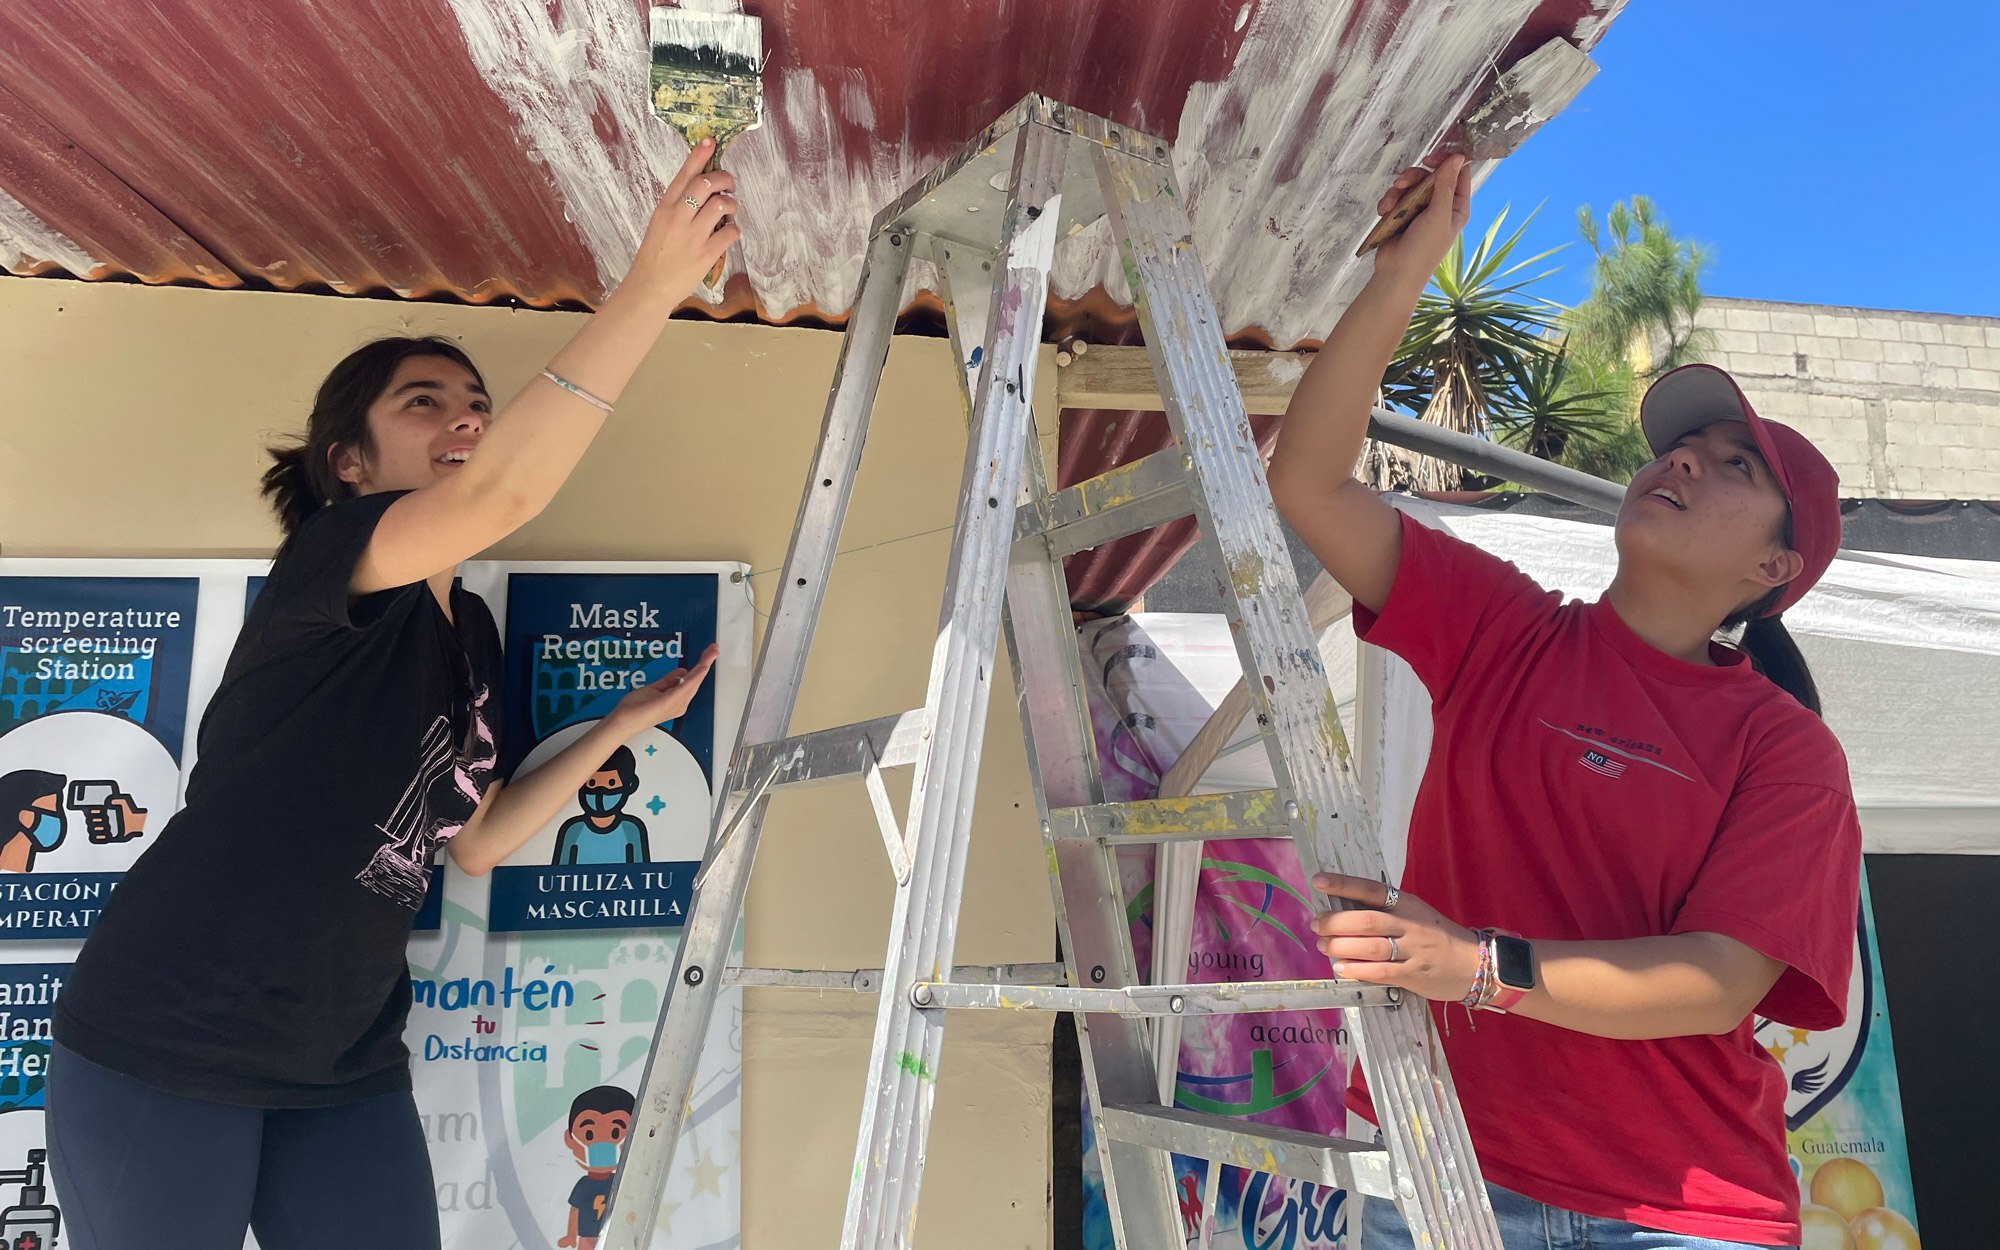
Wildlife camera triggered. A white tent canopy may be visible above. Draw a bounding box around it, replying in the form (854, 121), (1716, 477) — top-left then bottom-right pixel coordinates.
(1093, 498), (2000, 860)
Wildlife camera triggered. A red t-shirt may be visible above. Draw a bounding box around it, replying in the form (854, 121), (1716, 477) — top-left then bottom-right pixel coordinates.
(1348, 513), (1861, 1247)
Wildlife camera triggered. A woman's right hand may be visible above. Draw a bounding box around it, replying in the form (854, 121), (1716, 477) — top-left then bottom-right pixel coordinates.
(1370, 153), (1471, 287)
(624, 137), (742, 300)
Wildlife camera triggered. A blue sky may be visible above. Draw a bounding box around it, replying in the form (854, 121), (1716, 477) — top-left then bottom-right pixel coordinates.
(1475, 0), (1999, 317)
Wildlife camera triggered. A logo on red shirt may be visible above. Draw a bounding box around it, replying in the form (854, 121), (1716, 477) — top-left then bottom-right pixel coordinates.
(1579, 749), (1627, 778)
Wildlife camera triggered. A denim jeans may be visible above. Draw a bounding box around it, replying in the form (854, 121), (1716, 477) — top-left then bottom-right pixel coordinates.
(1360, 1183), (1795, 1250)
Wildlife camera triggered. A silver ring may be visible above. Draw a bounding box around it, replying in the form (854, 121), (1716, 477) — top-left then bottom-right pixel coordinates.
(684, 196), (701, 209)
(1382, 885), (1401, 911)
(1387, 936), (1401, 963)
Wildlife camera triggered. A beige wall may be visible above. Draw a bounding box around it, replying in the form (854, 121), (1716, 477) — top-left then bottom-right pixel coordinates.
(0, 275), (1060, 1246)
(1694, 297), (2000, 500)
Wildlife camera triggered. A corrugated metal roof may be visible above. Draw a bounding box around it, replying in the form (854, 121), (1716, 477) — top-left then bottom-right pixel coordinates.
(0, 0), (1628, 609)
(1, 0), (1622, 341)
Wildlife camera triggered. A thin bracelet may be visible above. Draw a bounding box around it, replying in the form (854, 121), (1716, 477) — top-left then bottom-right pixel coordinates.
(1460, 930), (1496, 1009)
(540, 368), (615, 415)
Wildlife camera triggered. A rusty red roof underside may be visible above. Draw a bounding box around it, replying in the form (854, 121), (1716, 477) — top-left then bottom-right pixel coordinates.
(0, 0), (1626, 609)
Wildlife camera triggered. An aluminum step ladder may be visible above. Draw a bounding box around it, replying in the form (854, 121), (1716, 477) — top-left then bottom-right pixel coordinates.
(600, 93), (1503, 1250)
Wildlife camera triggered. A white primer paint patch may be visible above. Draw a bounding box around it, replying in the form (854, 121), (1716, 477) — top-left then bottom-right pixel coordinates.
(1265, 354), (1306, 387)
(450, 0), (1562, 337)
(0, 187), (98, 277)
(444, 0), (920, 313)
(1056, 0), (1542, 345)
(1571, 0), (1631, 49)
(442, 0), (680, 300)
(1008, 196), (1064, 272)
(722, 65), (930, 315)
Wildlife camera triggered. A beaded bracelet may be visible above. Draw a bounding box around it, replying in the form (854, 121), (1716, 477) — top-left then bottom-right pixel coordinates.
(1460, 929), (1497, 1010)
(540, 368), (615, 415)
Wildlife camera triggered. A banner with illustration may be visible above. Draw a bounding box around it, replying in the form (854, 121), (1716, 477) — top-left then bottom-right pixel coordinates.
(1074, 613), (1921, 1250)
(1773, 871), (1920, 1250)
(0, 575), (200, 941)
(1075, 615), (1358, 1249)
(0, 557), (752, 1250)
(406, 904), (743, 1250)
(486, 571), (723, 935)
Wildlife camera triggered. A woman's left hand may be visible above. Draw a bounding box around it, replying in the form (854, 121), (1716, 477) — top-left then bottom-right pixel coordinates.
(1312, 873), (1483, 1003)
(610, 644), (720, 734)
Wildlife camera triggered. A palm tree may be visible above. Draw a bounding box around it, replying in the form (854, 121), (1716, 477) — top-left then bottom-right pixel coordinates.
(1543, 197), (1716, 483)
(1372, 208), (1562, 492)
(1490, 342), (1623, 462)
(1567, 196), (1714, 381)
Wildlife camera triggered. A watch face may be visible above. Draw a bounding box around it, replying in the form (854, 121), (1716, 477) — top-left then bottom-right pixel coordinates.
(1494, 935), (1535, 990)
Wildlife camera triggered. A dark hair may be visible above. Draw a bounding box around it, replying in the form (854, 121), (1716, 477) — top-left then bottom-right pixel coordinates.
(262, 336), (486, 537)
(569, 1084), (636, 1126)
(1723, 513), (1822, 716)
(598, 744), (639, 791)
(0, 770), (66, 835)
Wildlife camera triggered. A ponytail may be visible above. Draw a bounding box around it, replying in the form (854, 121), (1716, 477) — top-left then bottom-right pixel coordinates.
(1722, 512), (1823, 716)
(1737, 615), (1821, 716)
(260, 444), (326, 538)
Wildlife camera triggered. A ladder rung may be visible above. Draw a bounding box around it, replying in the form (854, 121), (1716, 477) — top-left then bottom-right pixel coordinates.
(910, 977), (1398, 1015)
(1047, 789), (1293, 843)
(726, 962), (1069, 992)
(733, 709), (927, 792)
(1013, 446), (1192, 557)
(1097, 1104), (1395, 1198)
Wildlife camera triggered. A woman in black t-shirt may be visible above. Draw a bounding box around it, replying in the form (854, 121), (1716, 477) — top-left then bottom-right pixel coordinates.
(47, 140), (737, 1250)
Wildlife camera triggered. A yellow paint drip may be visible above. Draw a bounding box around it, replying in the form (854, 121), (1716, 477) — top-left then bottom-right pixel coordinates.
(1227, 552), (1265, 599)
(1321, 694), (1353, 768)
(1120, 789), (1278, 837)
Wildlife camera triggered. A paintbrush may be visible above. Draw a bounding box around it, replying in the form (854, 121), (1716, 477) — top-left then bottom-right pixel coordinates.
(649, 2), (763, 288)
(1355, 37), (1597, 257)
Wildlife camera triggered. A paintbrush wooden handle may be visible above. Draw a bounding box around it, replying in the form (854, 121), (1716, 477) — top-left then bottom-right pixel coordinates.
(1355, 167), (1438, 257)
(701, 147), (733, 288)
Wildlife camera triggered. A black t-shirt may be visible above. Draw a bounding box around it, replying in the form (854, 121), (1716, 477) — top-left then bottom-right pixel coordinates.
(570, 1174), (615, 1237)
(55, 491), (503, 1107)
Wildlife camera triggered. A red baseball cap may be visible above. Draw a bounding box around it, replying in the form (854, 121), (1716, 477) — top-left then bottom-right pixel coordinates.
(1639, 363), (1841, 617)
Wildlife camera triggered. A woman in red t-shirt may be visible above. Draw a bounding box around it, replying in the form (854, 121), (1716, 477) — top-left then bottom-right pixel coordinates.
(1267, 157), (1861, 1249)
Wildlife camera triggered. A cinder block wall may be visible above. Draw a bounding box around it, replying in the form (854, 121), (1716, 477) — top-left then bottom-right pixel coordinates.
(1694, 297), (2000, 500)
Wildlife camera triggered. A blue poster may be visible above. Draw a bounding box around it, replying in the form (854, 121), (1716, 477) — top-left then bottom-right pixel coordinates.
(0, 965), (63, 1116)
(488, 574), (720, 933)
(0, 578), (199, 939)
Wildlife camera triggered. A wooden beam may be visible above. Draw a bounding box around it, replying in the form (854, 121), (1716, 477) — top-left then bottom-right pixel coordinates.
(1057, 344), (1311, 415)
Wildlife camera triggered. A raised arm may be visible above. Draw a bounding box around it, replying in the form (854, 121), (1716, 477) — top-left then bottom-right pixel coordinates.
(352, 140), (740, 594)
(1265, 156), (1471, 614)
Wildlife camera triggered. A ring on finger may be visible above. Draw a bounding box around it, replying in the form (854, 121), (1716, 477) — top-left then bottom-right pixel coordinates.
(1386, 935), (1401, 963)
(683, 195), (701, 209)
(1382, 885), (1401, 911)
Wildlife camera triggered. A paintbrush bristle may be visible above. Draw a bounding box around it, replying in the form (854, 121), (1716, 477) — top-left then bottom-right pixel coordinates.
(650, 9), (761, 76)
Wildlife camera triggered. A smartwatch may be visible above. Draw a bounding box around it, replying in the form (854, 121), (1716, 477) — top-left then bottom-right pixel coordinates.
(1484, 929), (1536, 1013)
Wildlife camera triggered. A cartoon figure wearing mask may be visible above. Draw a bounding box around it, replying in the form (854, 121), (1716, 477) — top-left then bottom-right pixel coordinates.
(1, 770), (68, 873)
(0, 771), (148, 873)
(559, 1084), (634, 1249)
(551, 746), (651, 866)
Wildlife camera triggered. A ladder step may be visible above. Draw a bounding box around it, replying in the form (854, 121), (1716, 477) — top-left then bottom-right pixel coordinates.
(732, 709), (927, 792)
(1047, 789), (1293, 844)
(726, 962), (1069, 992)
(1013, 445), (1191, 557)
(1097, 1104), (1395, 1198)
(911, 977), (1398, 1015)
